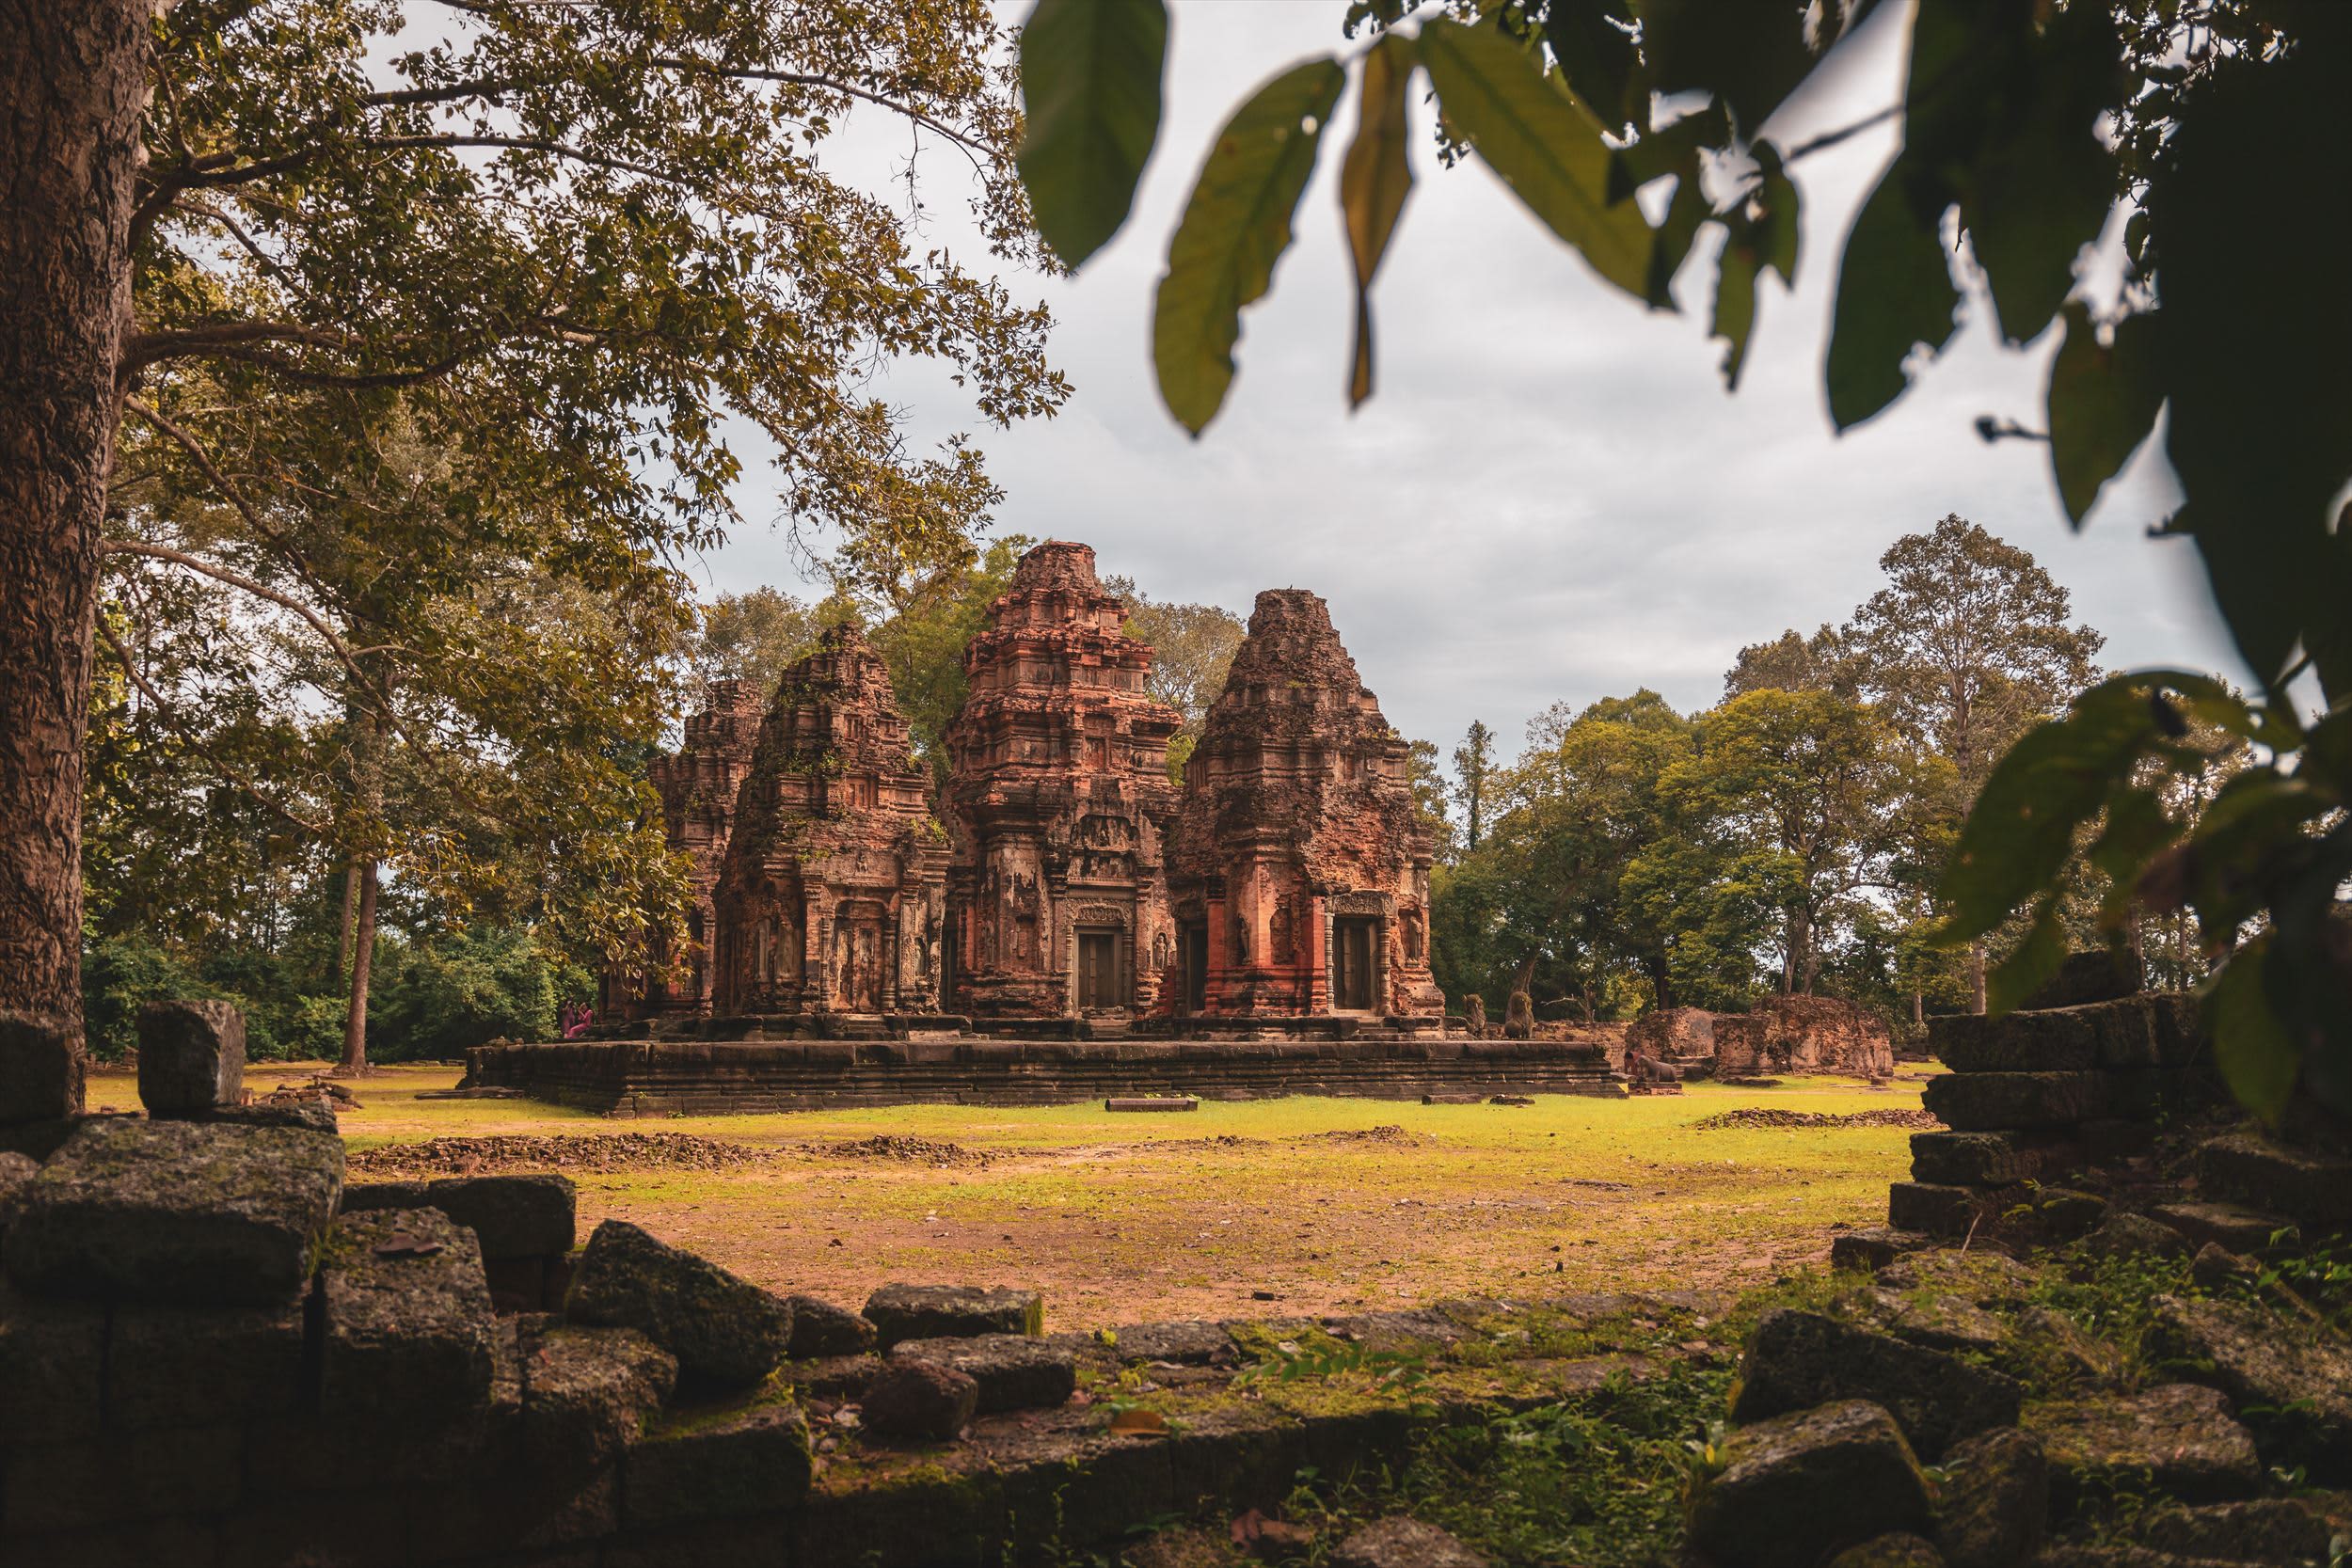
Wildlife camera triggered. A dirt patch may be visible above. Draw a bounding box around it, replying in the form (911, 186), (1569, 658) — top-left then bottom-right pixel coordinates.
(1299, 1124), (1422, 1146)
(1691, 1108), (1941, 1132)
(350, 1132), (771, 1175)
(817, 1134), (993, 1167)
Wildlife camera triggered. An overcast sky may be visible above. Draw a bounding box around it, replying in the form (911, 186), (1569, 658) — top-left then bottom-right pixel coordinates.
(697, 0), (2236, 763)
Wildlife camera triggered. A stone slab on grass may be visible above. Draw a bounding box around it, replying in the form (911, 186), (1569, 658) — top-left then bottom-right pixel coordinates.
(567, 1219), (791, 1389)
(864, 1282), (1043, 1348)
(893, 1334), (1076, 1414)
(1921, 1070), (2110, 1132)
(1931, 1426), (2047, 1568)
(1104, 1320), (1235, 1366)
(135, 999), (245, 1116)
(1732, 1308), (2021, 1461)
(787, 1293), (878, 1358)
(624, 1402), (812, 1528)
(426, 1173), (577, 1259)
(319, 1208), (497, 1417)
(1829, 1227), (1935, 1273)
(1887, 1181), (1980, 1237)
(2197, 1133), (2352, 1230)
(1686, 1400), (1931, 1568)
(2026, 1383), (2261, 1509)
(5, 1118), (342, 1306)
(2146, 1294), (2352, 1461)
(860, 1358), (977, 1442)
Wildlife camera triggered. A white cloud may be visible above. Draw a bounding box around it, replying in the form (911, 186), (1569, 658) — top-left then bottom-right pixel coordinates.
(705, 0), (2236, 763)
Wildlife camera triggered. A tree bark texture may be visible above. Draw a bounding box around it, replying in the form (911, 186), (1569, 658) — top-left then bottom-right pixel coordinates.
(339, 858), (377, 1073)
(0, 0), (149, 1120)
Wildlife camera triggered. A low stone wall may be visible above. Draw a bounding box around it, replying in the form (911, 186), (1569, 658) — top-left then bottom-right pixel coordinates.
(1624, 995), (1894, 1080)
(465, 1036), (1623, 1117)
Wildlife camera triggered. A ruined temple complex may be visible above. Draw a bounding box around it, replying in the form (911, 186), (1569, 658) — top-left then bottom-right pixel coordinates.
(612, 542), (1447, 1037)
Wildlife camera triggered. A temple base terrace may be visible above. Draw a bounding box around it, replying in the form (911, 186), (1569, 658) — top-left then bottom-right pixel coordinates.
(461, 1028), (1623, 1117)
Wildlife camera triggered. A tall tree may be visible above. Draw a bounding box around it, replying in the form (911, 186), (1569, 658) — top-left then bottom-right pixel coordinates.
(1101, 575), (1247, 780)
(1724, 625), (1852, 700)
(1843, 515), (2104, 1010)
(688, 590), (827, 709)
(2, 0), (1064, 1106)
(1453, 720), (1497, 851)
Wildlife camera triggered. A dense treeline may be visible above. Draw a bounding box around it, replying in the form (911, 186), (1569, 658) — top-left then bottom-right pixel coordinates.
(1427, 516), (2240, 1040)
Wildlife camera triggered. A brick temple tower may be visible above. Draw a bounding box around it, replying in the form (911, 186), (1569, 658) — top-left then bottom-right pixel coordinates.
(1167, 589), (1445, 1022)
(708, 624), (949, 1018)
(610, 679), (765, 1018)
(942, 542), (1184, 1021)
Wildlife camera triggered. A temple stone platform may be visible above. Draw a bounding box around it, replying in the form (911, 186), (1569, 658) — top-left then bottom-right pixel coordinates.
(462, 1033), (1623, 1117)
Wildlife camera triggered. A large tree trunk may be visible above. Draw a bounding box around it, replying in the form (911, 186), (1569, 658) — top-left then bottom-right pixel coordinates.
(0, 0), (149, 1121)
(338, 859), (377, 1073)
(336, 860), (359, 980)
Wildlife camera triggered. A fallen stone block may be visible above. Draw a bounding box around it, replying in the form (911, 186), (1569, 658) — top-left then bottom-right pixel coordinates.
(1932, 1426), (2047, 1568)
(893, 1333), (1076, 1413)
(864, 1282), (1043, 1347)
(1732, 1308), (2021, 1460)
(319, 1207), (497, 1417)
(2082, 1212), (2194, 1260)
(0, 1009), (85, 1126)
(5, 1118), (342, 1306)
(2146, 1294), (2352, 1465)
(2032, 1186), (2108, 1238)
(1883, 1291), (2009, 1354)
(624, 1402), (812, 1527)
(427, 1172), (577, 1259)
(1331, 1515), (1489, 1567)
(1829, 1227), (1934, 1272)
(1105, 1097), (1197, 1112)
(190, 1100), (338, 1133)
(519, 1320), (677, 1474)
(2026, 1383), (2261, 1509)
(109, 1295), (305, 1429)
(2198, 1133), (2352, 1230)
(1686, 1400), (1931, 1568)
(860, 1357), (977, 1442)
(1104, 1319), (1234, 1366)
(1910, 1130), (2053, 1186)
(1873, 1249), (2038, 1305)
(1887, 1181), (1980, 1237)
(0, 1149), (36, 1234)
(134, 999), (245, 1116)
(339, 1180), (429, 1215)
(1921, 1070), (2109, 1132)
(1931, 1007), (2101, 1073)
(2150, 1200), (2293, 1254)
(0, 1421), (243, 1535)
(567, 1218), (792, 1389)
(2138, 1498), (2344, 1564)
(787, 1293), (879, 1358)
(1421, 1093), (1485, 1104)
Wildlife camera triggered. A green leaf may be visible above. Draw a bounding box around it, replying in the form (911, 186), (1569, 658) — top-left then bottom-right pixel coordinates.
(2046, 303), (2165, 529)
(2207, 937), (2300, 1125)
(1951, 1), (2122, 345)
(1342, 35), (1417, 408)
(1016, 0), (1169, 271)
(1826, 158), (1960, 430)
(1604, 103), (1727, 203)
(1638, 0), (1825, 139)
(1711, 143), (1801, 389)
(1418, 18), (1657, 303)
(1987, 898), (2067, 1015)
(1152, 58), (1345, 436)
(1542, 0), (1643, 134)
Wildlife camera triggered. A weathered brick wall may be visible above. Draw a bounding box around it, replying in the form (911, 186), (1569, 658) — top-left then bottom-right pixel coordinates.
(464, 1036), (1623, 1116)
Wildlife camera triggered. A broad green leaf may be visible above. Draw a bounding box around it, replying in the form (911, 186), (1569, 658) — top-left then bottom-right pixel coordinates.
(2207, 938), (2299, 1124)
(1937, 675), (2167, 937)
(1826, 157), (1959, 430)
(1016, 0), (1169, 271)
(1604, 103), (1726, 203)
(1418, 18), (1657, 303)
(1639, 0), (1827, 139)
(1711, 143), (1801, 389)
(1543, 0), (1643, 135)
(1953, 1), (2122, 344)
(1342, 35), (1417, 408)
(2046, 303), (2165, 529)
(1152, 58), (1345, 436)
(1986, 898), (2067, 1015)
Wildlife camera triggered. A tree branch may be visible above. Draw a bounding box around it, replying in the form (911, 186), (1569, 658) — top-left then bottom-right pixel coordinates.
(94, 616), (330, 836)
(120, 397), (324, 589)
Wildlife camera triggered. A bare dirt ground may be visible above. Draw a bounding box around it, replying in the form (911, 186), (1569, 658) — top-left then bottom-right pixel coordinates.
(87, 1063), (1938, 1332)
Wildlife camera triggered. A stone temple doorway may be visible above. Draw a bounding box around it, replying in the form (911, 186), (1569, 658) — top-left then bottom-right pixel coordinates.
(1076, 928), (1124, 1010)
(1180, 922), (1207, 1015)
(1331, 917), (1377, 1012)
(835, 907), (885, 1012)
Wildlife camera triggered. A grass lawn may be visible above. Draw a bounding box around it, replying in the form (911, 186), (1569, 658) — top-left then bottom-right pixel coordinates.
(86, 1061), (1934, 1330)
